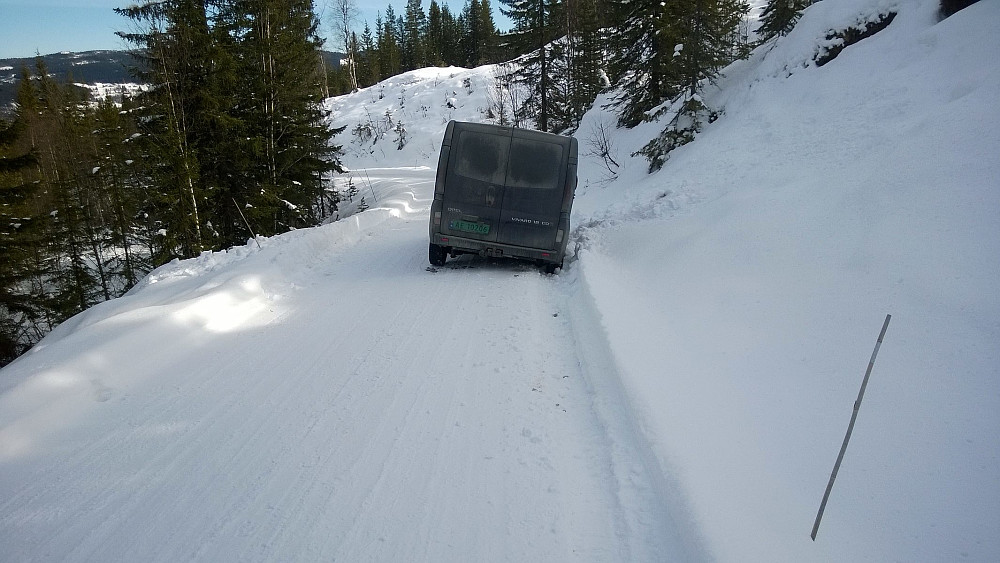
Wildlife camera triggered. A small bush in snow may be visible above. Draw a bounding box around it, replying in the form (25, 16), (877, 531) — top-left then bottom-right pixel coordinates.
(394, 121), (407, 150)
(353, 122), (373, 144)
(587, 119), (620, 181)
(637, 97), (718, 172)
(345, 176), (358, 202)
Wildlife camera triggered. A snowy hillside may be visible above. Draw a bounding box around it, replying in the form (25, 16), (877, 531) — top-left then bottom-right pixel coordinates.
(2, 0), (998, 561)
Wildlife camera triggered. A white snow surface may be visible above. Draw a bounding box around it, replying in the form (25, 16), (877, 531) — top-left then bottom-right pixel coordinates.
(2, 0), (998, 560)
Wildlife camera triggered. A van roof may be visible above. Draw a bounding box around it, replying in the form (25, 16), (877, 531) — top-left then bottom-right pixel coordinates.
(442, 121), (578, 164)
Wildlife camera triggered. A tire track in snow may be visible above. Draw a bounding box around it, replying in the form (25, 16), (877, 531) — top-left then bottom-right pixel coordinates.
(556, 264), (712, 562)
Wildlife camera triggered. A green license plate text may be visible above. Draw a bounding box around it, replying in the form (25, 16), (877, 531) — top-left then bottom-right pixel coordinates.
(450, 220), (490, 234)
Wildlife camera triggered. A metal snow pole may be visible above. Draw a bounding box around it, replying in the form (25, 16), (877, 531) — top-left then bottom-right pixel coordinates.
(233, 198), (262, 250)
(363, 168), (377, 202)
(811, 314), (892, 541)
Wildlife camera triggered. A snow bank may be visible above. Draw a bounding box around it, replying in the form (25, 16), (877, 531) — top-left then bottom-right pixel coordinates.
(573, 0), (1000, 560)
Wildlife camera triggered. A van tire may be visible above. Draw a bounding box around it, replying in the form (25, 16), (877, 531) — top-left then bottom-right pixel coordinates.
(543, 262), (561, 275)
(429, 243), (447, 266)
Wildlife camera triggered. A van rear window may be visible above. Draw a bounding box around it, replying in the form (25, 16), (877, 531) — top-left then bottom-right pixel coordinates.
(506, 139), (562, 190)
(454, 130), (509, 185)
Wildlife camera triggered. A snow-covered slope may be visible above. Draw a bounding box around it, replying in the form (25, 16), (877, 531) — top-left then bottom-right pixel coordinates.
(569, 0), (1000, 561)
(2, 0), (998, 561)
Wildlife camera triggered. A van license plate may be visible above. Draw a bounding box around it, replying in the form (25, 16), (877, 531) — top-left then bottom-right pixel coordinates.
(450, 220), (490, 235)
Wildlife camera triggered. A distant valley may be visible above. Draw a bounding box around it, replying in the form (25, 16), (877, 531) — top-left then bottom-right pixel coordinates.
(1, 49), (344, 113)
(0, 51), (134, 111)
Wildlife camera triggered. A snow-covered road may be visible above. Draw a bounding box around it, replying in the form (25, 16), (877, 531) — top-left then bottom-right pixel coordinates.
(0, 168), (702, 561)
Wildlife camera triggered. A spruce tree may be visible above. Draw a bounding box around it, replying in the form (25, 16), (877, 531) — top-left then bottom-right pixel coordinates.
(0, 78), (43, 365)
(757, 0), (811, 41)
(4, 65), (65, 349)
(548, 0), (603, 133)
(439, 5), (463, 66)
(606, 0), (673, 128)
(460, 0), (498, 67)
(225, 0), (344, 239)
(358, 23), (379, 86)
(427, 1), (445, 65)
(635, 0), (751, 170)
(477, 0), (500, 64)
(379, 5), (403, 78)
(199, 5), (260, 247)
(403, 0), (428, 70)
(668, 0), (751, 98)
(116, 0), (218, 260)
(91, 96), (149, 290)
(499, 0), (562, 131)
(22, 60), (108, 318)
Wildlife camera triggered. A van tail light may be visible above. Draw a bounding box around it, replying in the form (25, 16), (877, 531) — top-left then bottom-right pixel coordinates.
(555, 229), (564, 244)
(433, 211), (442, 226)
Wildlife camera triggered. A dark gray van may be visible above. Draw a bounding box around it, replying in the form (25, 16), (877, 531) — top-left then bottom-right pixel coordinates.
(428, 121), (578, 273)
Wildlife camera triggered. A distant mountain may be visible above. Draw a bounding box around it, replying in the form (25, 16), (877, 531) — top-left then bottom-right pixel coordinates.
(0, 49), (345, 114)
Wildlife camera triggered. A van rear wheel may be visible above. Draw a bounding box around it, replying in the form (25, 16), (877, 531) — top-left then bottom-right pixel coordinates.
(543, 262), (561, 275)
(429, 243), (447, 266)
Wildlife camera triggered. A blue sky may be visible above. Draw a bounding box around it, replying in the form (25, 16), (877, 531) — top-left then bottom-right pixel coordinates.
(1, 1), (124, 58)
(0, 0), (508, 59)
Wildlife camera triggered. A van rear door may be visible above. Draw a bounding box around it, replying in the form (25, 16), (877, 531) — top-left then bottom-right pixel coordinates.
(439, 126), (510, 243)
(495, 134), (566, 251)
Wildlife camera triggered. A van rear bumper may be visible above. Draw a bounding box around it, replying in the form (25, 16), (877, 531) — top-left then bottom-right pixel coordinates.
(430, 232), (564, 265)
